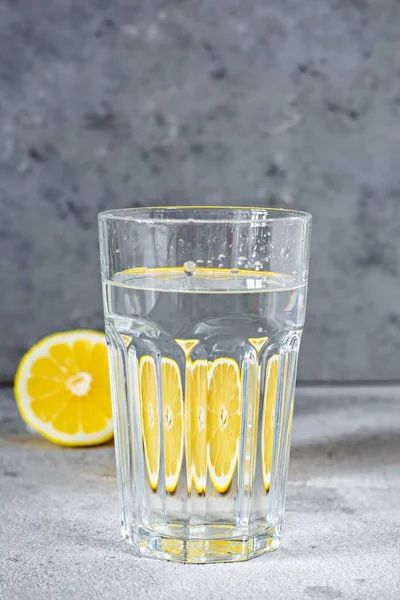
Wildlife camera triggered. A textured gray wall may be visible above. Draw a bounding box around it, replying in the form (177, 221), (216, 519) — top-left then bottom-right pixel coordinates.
(1, 0), (400, 382)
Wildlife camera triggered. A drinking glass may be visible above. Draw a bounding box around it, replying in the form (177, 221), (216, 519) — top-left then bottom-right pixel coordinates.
(99, 206), (312, 563)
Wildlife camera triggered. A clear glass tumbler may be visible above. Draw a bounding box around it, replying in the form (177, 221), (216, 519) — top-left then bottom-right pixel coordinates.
(99, 206), (312, 563)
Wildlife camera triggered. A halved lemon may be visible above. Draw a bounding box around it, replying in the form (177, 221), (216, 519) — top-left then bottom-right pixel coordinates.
(261, 355), (279, 491)
(161, 357), (184, 493)
(207, 358), (241, 493)
(186, 359), (208, 494)
(14, 330), (113, 447)
(139, 355), (160, 490)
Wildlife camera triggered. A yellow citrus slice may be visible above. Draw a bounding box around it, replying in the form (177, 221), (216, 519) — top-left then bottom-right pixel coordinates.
(175, 338), (207, 494)
(14, 330), (113, 447)
(139, 355), (160, 490)
(262, 355), (279, 491)
(242, 337), (269, 489)
(207, 358), (241, 493)
(186, 359), (208, 494)
(161, 357), (184, 493)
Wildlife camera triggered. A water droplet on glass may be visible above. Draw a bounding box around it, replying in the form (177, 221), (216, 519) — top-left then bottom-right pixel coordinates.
(183, 261), (196, 276)
(238, 256), (247, 263)
(281, 247), (289, 260)
(196, 259), (204, 265)
(218, 263), (224, 269)
(254, 261), (263, 270)
(178, 239), (185, 247)
(231, 267), (240, 275)
(207, 259), (213, 266)
(218, 253), (226, 261)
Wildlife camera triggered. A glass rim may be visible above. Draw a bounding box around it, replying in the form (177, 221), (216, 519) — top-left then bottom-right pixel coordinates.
(98, 205), (312, 225)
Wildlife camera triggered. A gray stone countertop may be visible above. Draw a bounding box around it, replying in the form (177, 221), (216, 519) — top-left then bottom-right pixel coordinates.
(1, 386), (399, 600)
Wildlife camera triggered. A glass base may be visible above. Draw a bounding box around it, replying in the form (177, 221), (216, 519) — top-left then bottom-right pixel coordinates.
(124, 525), (282, 563)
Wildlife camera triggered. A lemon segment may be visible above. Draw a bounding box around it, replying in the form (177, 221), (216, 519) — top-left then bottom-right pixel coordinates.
(161, 357), (184, 493)
(242, 337), (269, 489)
(207, 358), (241, 493)
(139, 355), (160, 490)
(139, 355), (184, 493)
(261, 355), (279, 491)
(14, 330), (113, 447)
(185, 359), (208, 494)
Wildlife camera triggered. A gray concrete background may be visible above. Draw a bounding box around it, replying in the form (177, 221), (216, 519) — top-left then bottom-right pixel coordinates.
(1, 0), (400, 382)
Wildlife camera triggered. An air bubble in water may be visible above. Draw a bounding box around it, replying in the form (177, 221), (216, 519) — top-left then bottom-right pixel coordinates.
(183, 261), (196, 276)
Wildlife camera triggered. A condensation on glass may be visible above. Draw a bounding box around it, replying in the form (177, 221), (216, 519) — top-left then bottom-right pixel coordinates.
(99, 206), (312, 563)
